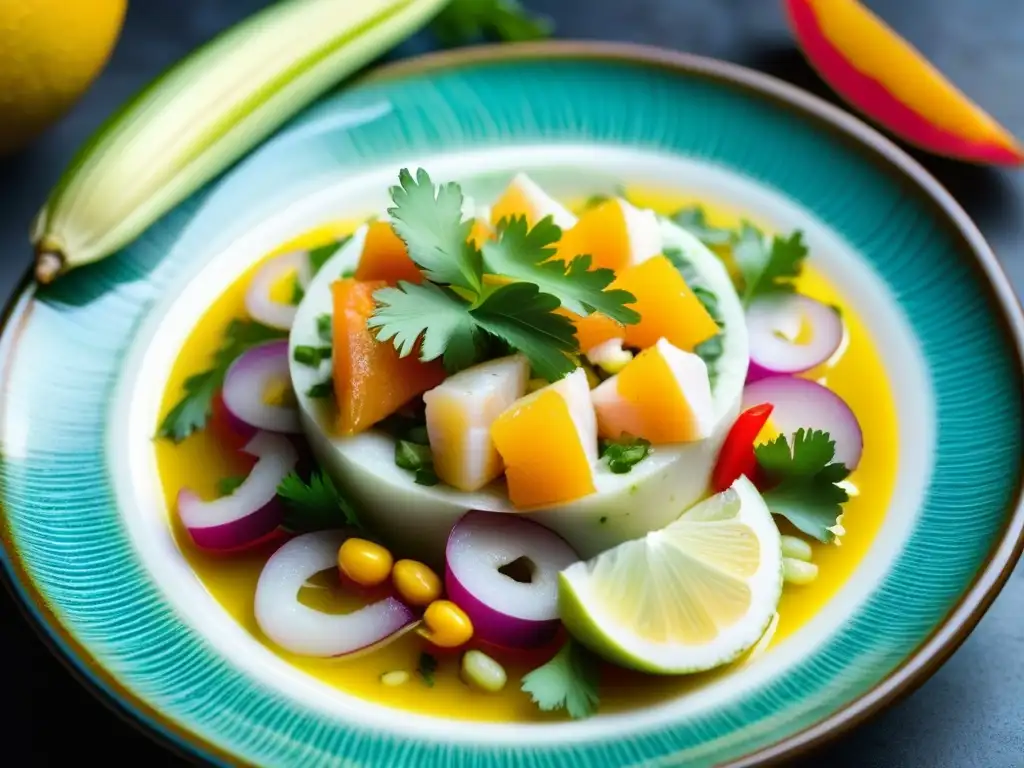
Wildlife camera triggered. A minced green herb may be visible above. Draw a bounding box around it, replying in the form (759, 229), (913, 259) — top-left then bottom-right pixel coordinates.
(293, 344), (332, 366)
(306, 378), (333, 398)
(599, 435), (652, 474)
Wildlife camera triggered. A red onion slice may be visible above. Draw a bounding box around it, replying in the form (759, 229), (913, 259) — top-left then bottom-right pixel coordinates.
(244, 250), (312, 330)
(255, 530), (416, 657)
(445, 511), (579, 649)
(222, 340), (300, 433)
(178, 431), (298, 550)
(746, 294), (844, 383)
(742, 375), (863, 470)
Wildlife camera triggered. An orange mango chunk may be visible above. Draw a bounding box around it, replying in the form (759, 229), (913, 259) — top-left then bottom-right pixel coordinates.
(490, 368), (596, 508)
(556, 198), (662, 272)
(787, 0), (1023, 165)
(332, 279), (445, 435)
(573, 255), (719, 353)
(490, 173), (577, 230)
(591, 338), (714, 444)
(353, 221), (422, 285)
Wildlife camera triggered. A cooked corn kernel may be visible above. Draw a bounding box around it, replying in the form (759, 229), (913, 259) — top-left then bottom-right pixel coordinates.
(337, 538), (393, 587)
(461, 650), (507, 693)
(380, 670), (410, 687)
(392, 559), (442, 606)
(419, 600), (473, 648)
(783, 557), (819, 585)
(780, 535), (813, 562)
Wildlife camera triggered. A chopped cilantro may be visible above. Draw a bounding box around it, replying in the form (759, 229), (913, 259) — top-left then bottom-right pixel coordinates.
(293, 345), (331, 366)
(340, 267), (355, 279)
(395, 440), (432, 471)
(404, 425), (429, 445)
(414, 466), (440, 486)
(599, 436), (651, 474)
(481, 215), (639, 324)
(308, 237), (348, 275)
(277, 470), (361, 533)
(664, 248), (725, 384)
(521, 640), (600, 720)
(316, 313), (332, 342)
(417, 652), (438, 687)
(430, 0), (552, 45)
(306, 378), (333, 398)
(671, 205), (733, 246)
(156, 319), (287, 442)
(755, 429), (850, 543)
(733, 223), (808, 306)
(217, 476), (246, 497)
(581, 193), (610, 210)
(289, 277), (305, 305)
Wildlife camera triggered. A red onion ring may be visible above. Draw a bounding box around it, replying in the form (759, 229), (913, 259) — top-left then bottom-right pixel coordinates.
(445, 511), (579, 649)
(177, 431), (298, 550)
(742, 375), (863, 470)
(746, 293), (844, 383)
(244, 250), (312, 330)
(254, 530), (416, 657)
(222, 340), (300, 434)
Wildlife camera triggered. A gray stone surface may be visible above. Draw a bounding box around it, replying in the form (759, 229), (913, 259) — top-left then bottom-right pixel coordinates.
(1, 1), (1020, 764)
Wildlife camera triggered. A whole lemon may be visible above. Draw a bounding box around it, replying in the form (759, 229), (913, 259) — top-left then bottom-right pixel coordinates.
(0, 0), (127, 155)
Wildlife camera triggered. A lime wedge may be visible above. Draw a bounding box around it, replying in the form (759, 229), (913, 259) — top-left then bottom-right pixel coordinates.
(559, 476), (783, 674)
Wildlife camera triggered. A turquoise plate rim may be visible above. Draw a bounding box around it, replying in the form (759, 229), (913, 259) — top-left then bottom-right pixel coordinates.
(2, 40), (1023, 767)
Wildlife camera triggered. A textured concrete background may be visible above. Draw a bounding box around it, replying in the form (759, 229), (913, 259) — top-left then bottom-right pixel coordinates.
(0, 1), (1021, 765)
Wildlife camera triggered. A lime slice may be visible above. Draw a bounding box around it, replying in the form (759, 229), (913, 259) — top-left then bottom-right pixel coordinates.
(559, 476), (783, 674)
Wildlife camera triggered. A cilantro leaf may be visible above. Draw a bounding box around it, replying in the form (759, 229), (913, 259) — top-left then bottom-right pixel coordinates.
(733, 223), (808, 306)
(481, 216), (639, 325)
(472, 282), (578, 381)
(599, 435), (651, 474)
(369, 281), (484, 373)
(388, 168), (483, 295)
(369, 280), (576, 381)
(521, 640), (600, 720)
(157, 320), (286, 442)
(277, 470), (362, 533)
(417, 652), (438, 687)
(755, 429), (850, 543)
(308, 235), (349, 276)
(671, 205), (733, 246)
(431, 0), (553, 45)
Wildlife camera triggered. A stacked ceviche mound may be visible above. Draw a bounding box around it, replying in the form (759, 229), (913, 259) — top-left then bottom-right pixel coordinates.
(161, 169), (868, 719)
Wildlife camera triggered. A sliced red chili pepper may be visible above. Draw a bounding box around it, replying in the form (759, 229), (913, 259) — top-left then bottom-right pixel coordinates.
(711, 403), (774, 493)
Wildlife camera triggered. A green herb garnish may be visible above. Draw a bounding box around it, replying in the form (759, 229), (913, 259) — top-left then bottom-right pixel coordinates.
(430, 0), (552, 45)
(316, 313), (332, 342)
(414, 466), (440, 486)
(417, 652), (438, 687)
(755, 428), (849, 543)
(671, 205), (734, 246)
(293, 345), (332, 367)
(733, 223), (808, 306)
(395, 440), (433, 471)
(600, 436), (652, 474)
(664, 248), (725, 384)
(289, 277), (305, 305)
(157, 319), (287, 442)
(521, 640), (600, 720)
(306, 378), (333, 398)
(277, 470), (361, 532)
(370, 169), (635, 382)
(481, 215), (638, 323)
(308, 237), (348, 276)
(217, 476), (246, 497)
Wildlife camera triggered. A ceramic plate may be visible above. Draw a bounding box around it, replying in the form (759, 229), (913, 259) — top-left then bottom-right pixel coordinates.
(2, 42), (1022, 768)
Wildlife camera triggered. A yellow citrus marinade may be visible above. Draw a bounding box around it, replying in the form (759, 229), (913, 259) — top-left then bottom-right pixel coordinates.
(153, 189), (898, 721)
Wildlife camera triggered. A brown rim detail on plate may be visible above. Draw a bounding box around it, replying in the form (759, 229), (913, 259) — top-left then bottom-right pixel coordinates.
(1, 40), (1022, 768)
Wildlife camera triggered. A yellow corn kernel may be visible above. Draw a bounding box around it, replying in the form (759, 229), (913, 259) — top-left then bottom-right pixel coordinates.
(392, 559), (442, 606)
(419, 600), (474, 648)
(337, 538), (393, 587)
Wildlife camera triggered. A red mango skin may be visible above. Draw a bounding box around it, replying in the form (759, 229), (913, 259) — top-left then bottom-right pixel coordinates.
(786, 0), (1024, 166)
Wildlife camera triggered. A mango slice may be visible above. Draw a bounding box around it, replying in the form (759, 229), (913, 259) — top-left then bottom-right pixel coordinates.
(573, 255), (719, 353)
(787, 0), (1023, 165)
(331, 278), (445, 435)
